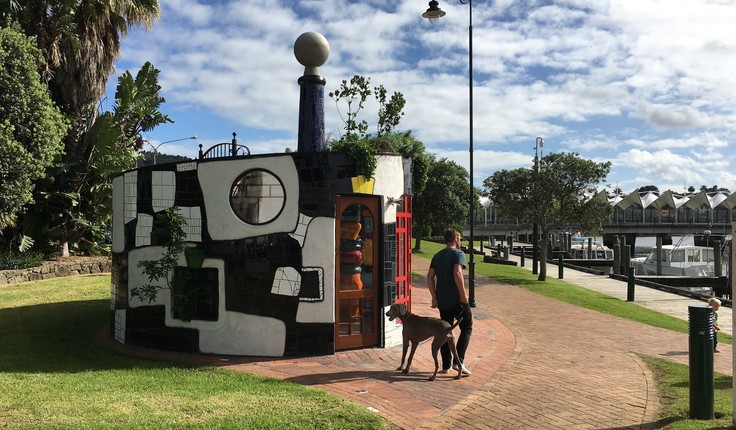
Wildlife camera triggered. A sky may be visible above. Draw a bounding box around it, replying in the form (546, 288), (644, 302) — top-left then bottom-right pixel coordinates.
(107, 0), (736, 195)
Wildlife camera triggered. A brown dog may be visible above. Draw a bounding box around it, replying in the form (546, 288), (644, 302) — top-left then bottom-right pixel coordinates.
(385, 302), (463, 381)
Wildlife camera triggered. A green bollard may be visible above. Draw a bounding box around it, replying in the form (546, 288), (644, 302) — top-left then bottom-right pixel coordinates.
(520, 247), (525, 267)
(688, 305), (714, 420)
(558, 253), (564, 279)
(627, 267), (635, 301)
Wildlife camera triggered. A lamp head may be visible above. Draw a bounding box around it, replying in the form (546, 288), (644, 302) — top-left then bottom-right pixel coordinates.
(422, 0), (446, 24)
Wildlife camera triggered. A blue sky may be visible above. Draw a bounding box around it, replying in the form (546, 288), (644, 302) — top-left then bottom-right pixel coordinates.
(108, 0), (736, 194)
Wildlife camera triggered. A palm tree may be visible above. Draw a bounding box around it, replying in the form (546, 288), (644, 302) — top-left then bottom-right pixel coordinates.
(5, 0), (162, 256)
(11, 0), (161, 161)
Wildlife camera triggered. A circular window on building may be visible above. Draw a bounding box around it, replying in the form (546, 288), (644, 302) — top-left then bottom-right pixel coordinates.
(230, 169), (285, 225)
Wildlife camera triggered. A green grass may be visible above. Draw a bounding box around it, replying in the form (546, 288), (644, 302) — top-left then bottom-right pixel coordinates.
(415, 239), (734, 429)
(0, 275), (397, 430)
(415, 240), (732, 345)
(641, 355), (733, 430)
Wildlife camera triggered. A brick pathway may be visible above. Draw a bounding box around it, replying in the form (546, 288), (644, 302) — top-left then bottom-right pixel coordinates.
(104, 255), (732, 429)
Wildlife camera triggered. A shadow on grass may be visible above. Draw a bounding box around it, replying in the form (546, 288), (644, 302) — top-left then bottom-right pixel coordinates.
(0, 299), (201, 373)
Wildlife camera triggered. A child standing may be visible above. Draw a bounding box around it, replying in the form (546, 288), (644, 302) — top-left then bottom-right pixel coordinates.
(708, 297), (721, 353)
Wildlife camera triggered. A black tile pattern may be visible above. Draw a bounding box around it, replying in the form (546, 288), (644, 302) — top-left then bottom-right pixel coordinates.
(113, 153), (409, 357)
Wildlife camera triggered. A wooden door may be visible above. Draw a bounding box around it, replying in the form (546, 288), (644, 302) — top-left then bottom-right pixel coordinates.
(335, 195), (380, 350)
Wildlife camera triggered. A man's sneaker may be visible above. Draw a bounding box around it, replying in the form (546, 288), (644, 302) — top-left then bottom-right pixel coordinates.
(438, 368), (452, 374)
(452, 364), (472, 376)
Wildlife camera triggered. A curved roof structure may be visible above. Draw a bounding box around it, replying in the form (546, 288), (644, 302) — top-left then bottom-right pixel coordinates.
(607, 189), (732, 211)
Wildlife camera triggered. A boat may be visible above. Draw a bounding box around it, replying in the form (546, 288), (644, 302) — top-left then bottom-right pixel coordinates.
(567, 236), (614, 261)
(632, 237), (730, 277)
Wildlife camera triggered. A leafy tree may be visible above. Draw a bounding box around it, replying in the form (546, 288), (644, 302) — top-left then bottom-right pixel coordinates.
(329, 75), (371, 143)
(485, 152), (611, 281)
(375, 85), (405, 137)
(23, 61), (171, 256)
(1, 1), (162, 255)
(8, 0), (161, 163)
(639, 185), (659, 193)
(327, 75), (407, 178)
(413, 157), (470, 251)
(0, 25), (68, 234)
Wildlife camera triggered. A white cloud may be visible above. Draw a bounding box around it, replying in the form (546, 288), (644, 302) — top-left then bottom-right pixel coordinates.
(114, 0), (736, 191)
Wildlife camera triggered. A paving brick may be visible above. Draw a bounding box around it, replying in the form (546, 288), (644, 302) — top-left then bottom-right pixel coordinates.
(101, 254), (732, 429)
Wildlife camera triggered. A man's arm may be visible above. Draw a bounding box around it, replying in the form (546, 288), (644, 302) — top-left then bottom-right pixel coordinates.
(427, 267), (439, 308)
(454, 263), (469, 304)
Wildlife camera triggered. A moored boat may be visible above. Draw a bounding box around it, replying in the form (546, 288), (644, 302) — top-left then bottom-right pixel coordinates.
(632, 239), (730, 277)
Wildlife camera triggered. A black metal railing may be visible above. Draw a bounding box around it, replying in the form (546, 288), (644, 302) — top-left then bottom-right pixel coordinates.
(198, 132), (251, 159)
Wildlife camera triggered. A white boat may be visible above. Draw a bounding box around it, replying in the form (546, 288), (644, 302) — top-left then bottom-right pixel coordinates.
(568, 236), (614, 260)
(632, 240), (729, 277)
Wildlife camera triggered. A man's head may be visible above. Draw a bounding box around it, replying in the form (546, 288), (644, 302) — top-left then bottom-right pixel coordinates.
(444, 228), (461, 246)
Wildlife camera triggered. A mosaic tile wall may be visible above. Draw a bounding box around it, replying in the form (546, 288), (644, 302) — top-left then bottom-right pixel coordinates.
(111, 152), (411, 356)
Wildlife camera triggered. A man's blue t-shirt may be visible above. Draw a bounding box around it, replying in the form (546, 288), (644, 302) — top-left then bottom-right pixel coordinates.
(429, 248), (467, 309)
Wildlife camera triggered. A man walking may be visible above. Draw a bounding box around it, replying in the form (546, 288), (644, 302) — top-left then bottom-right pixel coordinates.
(427, 227), (473, 375)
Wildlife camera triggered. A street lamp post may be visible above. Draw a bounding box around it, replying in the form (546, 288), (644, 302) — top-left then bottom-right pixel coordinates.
(533, 137), (544, 275)
(148, 135), (198, 165)
(423, 0), (476, 307)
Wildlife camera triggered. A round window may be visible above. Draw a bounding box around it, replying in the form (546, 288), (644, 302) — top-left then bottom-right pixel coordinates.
(230, 169), (285, 225)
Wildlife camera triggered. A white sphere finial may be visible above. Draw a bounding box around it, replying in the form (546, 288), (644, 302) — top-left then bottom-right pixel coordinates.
(294, 32), (330, 76)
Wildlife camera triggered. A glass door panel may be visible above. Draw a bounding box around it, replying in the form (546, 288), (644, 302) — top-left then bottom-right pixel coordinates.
(335, 196), (379, 350)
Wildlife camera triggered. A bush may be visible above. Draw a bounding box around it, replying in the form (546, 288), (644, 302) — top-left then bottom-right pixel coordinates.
(0, 251), (44, 270)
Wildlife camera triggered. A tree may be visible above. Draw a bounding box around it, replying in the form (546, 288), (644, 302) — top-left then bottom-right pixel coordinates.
(327, 75), (407, 178)
(0, 25), (68, 234)
(413, 157), (470, 252)
(23, 61), (171, 256)
(485, 152), (611, 281)
(639, 185), (659, 193)
(11, 0), (161, 163)
(2, 1), (162, 255)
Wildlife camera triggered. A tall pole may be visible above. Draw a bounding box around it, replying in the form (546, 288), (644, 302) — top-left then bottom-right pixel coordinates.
(533, 137), (543, 275)
(467, 0), (475, 307)
(422, 0), (475, 306)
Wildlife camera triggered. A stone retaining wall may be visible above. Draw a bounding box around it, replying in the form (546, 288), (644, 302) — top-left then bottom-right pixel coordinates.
(0, 257), (111, 286)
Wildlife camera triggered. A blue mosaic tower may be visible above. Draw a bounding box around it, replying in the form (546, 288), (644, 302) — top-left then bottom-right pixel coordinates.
(294, 32), (330, 153)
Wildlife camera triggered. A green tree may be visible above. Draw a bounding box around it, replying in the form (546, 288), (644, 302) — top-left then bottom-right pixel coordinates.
(0, 25), (68, 234)
(327, 75), (407, 178)
(9, 0), (161, 162)
(413, 157), (470, 252)
(24, 61), (171, 256)
(485, 152), (611, 281)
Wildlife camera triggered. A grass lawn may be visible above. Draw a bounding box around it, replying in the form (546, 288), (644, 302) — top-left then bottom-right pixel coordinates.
(0, 275), (397, 430)
(415, 239), (734, 429)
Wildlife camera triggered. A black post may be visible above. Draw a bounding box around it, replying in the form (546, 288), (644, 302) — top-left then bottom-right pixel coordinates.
(688, 305), (715, 419)
(467, 1), (476, 308)
(520, 247), (525, 268)
(627, 266), (635, 301)
(558, 253), (563, 279)
(532, 224), (539, 274)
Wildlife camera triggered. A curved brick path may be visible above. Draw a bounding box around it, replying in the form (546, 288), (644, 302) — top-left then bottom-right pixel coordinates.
(104, 255), (732, 429)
